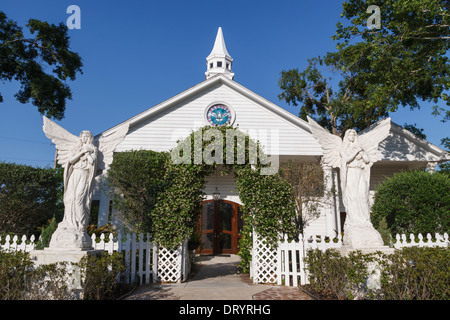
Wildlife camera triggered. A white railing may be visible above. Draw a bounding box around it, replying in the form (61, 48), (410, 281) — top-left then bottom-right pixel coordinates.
(252, 233), (343, 287)
(0, 234), (37, 252)
(252, 232), (448, 287)
(276, 234), (343, 287)
(393, 233), (449, 249)
(0, 232), (191, 284)
(276, 235), (306, 287)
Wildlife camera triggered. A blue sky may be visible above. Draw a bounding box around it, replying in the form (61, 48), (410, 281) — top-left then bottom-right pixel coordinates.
(1, 0), (448, 168)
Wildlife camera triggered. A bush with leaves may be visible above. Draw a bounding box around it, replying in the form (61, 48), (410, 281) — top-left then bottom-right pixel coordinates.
(77, 252), (126, 300)
(304, 246), (450, 300)
(0, 162), (63, 236)
(35, 216), (58, 249)
(0, 250), (72, 300)
(0, 249), (33, 299)
(106, 150), (171, 235)
(304, 248), (379, 300)
(371, 170), (450, 235)
(379, 247), (450, 300)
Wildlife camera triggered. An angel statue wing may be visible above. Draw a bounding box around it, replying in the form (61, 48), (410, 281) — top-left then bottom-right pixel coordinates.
(307, 116), (343, 168)
(42, 116), (80, 168)
(357, 118), (391, 167)
(95, 123), (129, 171)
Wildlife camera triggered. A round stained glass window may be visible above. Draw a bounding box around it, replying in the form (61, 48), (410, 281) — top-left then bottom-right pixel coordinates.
(205, 104), (233, 126)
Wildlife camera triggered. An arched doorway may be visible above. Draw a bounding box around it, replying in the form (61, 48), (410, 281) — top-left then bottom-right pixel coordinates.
(197, 199), (243, 255)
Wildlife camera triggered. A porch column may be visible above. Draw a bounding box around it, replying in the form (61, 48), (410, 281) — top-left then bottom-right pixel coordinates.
(322, 163), (340, 238)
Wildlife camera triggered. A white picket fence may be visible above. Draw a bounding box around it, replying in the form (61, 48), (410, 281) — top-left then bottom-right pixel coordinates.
(0, 233), (191, 284)
(251, 232), (449, 287)
(393, 233), (449, 249)
(2, 231), (448, 287)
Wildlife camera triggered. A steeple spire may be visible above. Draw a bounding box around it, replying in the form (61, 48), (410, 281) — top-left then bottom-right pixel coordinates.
(205, 27), (234, 80)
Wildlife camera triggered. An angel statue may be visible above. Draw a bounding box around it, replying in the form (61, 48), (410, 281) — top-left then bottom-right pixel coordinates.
(307, 116), (391, 248)
(43, 117), (129, 250)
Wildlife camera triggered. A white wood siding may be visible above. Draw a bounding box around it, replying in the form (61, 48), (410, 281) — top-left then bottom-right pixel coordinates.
(370, 162), (412, 190)
(115, 83), (321, 157)
(203, 167), (240, 204)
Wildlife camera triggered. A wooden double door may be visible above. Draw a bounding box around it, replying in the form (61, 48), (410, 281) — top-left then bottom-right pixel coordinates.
(197, 200), (242, 255)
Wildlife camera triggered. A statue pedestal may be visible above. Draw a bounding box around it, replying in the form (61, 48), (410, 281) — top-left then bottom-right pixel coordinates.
(30, 248), (104, 299)
(30, 248), (103, 266)
(337, 245), (395, 256)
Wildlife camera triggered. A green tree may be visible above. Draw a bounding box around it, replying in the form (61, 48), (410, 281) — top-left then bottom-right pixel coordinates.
(371, 170), (450, 235)
(334, 0), (450, 122)
(278, 55), (385, 135)
(279, 0), (449, 134)
(0, 11), (82, 120)
(0, 162), (62, 236)
(438, 137), (450, 175)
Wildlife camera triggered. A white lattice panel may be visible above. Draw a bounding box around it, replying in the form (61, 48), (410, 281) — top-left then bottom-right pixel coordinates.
(158, 246), (182, 283)
(252, 234), (278, 284)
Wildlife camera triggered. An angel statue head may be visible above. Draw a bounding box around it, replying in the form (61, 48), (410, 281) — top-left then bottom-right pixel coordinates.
(343, 129), (358, 146)
(79, 130), (94, 145)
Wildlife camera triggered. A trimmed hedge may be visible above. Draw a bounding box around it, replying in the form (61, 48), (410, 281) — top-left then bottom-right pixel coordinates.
(304, 246), (450, 300)
(0, 249), (127, 300)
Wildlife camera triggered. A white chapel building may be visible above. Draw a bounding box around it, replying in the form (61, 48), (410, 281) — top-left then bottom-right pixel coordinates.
(92, 27), (449, 254)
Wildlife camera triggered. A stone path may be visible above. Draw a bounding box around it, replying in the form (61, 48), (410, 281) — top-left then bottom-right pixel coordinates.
(124, 254), (313, 300)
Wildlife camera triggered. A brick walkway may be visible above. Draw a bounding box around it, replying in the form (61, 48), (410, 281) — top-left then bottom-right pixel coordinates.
(252, 286), (314, 300)
(124, 255), (315, 300)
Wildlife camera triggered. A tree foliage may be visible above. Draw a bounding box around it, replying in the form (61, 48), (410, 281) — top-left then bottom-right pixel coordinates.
(106, 150), (170, 235)
(0, 162), (62, 236)
(334, 0), (450, 121)
(279, 0), (450, 135)
(0, 11), (82, 119)
(371, 170), (450, 235)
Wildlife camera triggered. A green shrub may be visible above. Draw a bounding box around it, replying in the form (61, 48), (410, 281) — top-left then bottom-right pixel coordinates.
(371, 170), (450, 235)
(77, 252), (126, 300)
(0, 249), (71, 300)
(0, 249), (129, 300)
(304, 246), (450, 300)
(35, 216), (58, 249)
(0, 250), (33, 299)
(106, 150), (171, 236)
(379, 247), (450, 300)
(237, 213), (253, 273)
(304, 249), (378, 300)
(24, 262), (73, 300)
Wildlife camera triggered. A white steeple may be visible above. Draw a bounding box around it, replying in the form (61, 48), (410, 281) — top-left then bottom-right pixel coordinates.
(205, 27), (234, 80)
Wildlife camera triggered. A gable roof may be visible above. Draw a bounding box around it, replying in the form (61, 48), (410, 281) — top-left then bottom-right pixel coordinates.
(97, 74), (448, 163)
(97, 74), (312, 137)
(382, 121), (449, 162)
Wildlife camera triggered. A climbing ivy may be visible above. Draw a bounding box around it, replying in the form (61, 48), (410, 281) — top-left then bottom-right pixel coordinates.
(108, 125), (299, 250)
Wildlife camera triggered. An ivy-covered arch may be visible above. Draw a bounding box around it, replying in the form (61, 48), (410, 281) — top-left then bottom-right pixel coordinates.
(151, 125), (298, 253)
